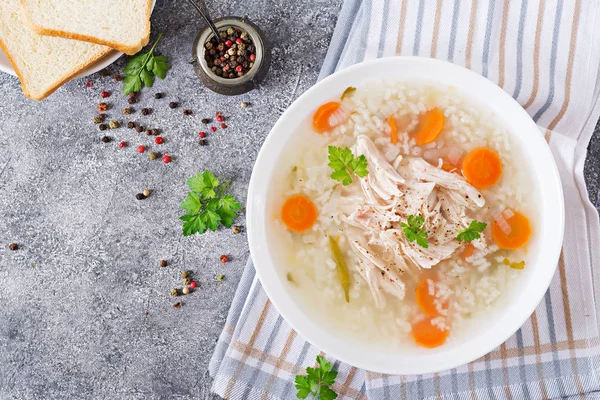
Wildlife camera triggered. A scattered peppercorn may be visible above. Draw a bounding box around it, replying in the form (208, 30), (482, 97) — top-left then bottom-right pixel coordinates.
(220, 123), (227, 129)
(114, 74), (122, 81)
(162, 155), (171, 164)
(154, 92), (163, 99)
(210, 126), (217, 132)
(86, 81), (93, 88)
(189, 281), (197, 289)
(183, 109), (192, 116)
(93, 116), (102, 124)
(216, 111), (222, 117)
(97, 102), (108, 112)
(101, 91), (110, 98)
(100, 69), (111, 77)
(146, 129), (152, 136)
(168, 102), (178, 109)
(136, 193), (146, 200)
(109, 120), (120, 129)
(155, 136), (164, 144)
(128, 97), (137, 105)
(201, 118), (211, 124)
(98, 113), (107, 121)
(173, 302), (183, 309)
(148, 152), (159, 160)
(181, 271), (191, 279)
(199, 131), (206, 138)
(99, 124), (108, 131)
(220, 254), (229, 263)
(8, 243), (18, 251)
(151, 128), (159, 136)
(137, 145), (146, 153)
(183, 277), (192, 286)
(141, 108), (151, 116)
(216, 274), (225, 281)
(241, 101), (248, 108)
(159, 259), (168, 267)
(123, 107), (133, 115)
(182, 287), (190, 295)
(199, 139), (207, 146)
(127, 121), (135, 129)
(129, 92), (137, 99)
(119, 141), (127, 149)
(171, 288), (180, 296)
(216, 115), (224, 122)
(143, 189), (151, 197)
(231, 225), (241, 234)
(135, 125), (144, 133)
(101, 136), (111, 143)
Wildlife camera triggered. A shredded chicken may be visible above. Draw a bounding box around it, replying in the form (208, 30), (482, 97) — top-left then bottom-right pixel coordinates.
(345, 135), (486, 306)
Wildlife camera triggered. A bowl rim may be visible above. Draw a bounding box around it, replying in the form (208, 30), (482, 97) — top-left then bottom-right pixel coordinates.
(247, 56), (564, 375)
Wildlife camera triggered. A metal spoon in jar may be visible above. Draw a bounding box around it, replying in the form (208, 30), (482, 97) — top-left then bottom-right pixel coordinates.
(185, 0), (222, 42)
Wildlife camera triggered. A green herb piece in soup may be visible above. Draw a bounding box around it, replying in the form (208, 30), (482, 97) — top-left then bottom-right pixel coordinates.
(327, 146), (368, 186)
(456, 220), (487, 242)
(294, 355), (339, 400)
(401, 214), (429, 248)
(329, 236), (350, 303)
(340, 86), (356, 100)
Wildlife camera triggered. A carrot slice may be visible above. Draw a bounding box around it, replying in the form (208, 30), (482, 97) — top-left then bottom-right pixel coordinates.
(412, 317), (450, 348)
(462, 243), (475, 259)
(281, 195), (318, 232)
(413, 108), (445, 145)
(416, 278), (448, 317)
(491, 211), (532, 250)
(461, 147), (503, 189)
(388, 115), (398, 144)
(313, 102), (341, 134)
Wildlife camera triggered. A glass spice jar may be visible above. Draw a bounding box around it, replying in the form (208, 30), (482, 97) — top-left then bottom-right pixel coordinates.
(193, 17), (271, 95)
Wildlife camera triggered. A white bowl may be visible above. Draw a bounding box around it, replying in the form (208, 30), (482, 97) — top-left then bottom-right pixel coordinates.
(247, 57), (564, 375)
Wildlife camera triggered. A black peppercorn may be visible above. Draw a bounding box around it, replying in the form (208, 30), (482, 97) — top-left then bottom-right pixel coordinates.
(123, 107), (133, 115)
(8, 243), (18, 251)
(151, 128), (159, 136)
(199, 139), (206, 146)
(169, 102), (178, 109)
(135, 125), (144, 133)
(135, 193), (146, 200)
(154, 92), (163, 99)
(99, 124), (108, 131)
(183, 109), (192, 116)
(141, 108), (151, 116)
(159, 259), (168, 267)
(129, 92), (137, 98)
(145, 129), (152, 136)
(127, 121), (135, 129)
(201, 118), (211, 124)
(128, 97), (137, 105)
(101, 136), (111, 143)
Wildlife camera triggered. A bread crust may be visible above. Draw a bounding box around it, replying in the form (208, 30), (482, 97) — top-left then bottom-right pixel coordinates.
(0, 36), (112, 100)
(19, 0), (153, 55)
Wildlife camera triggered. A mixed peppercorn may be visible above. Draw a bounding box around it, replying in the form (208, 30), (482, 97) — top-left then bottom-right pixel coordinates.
(204, 27), (256, 79)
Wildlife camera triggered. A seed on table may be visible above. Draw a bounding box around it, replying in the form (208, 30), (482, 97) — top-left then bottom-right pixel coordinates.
(8, 243), (18, 251)
(216, 115), (224, 122)
(137, 145), (146, 153)
(199, 131), (206, 138)
(143, 189), (151, 197)
(162, 155), (171, 164)
(183, 109), (192, 116)
(127, 121), (135, 129)
(101, 136), (111, 143)
(86, 81), (93, 88)
(129, 92), (137, 99)
(98, 113), (107, 121)
(99, 124), (108, 131)
(154, 92), (163, 99)
(231, 225), (241, 234)
(148, 152), (159, 160)
(114, 75), (122, 82)
(128, 97), (137, 105)
(210, 126), (217, 132)
(119, 141), (127, 149)
(182, 287), (190, 295)
(135, 193), (146, 200)
(136, 125), (144, 133)
(183, 277), (192, 285)
(220, 123), (227, 129)
(201, 118), (211, 124)
(123, 107), (134, 115)
(199, 139), (206, 146)
(141, 108), (151, 116)
(109, 120), (120, 129)
(220, 254), (229, 263)
(189, 281), (197, 289)
(181, 271), (191, 279)
(173, 302), (183, 309)
(155, 137), (164, 144)
(97, 102), (108, 112)
(216, 274), (225, 282)
(171, 288), (180, 297)
(151, 128), (159, 136)
(146, 129), (152, 136)
(93, 116), (102, 124)
(159, 259), (168, 267)
(101, 91), (110, 98)
(168, 102), (178, 109)
(240, 102), (248, 108)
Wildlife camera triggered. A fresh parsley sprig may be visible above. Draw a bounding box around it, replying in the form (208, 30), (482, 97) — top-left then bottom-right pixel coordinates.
(457, 220), (487, 242)
(401, 214), (429, 248)
(179, 170), (242, 236)
(295, 355), (338, 400)
(327, 146), (368, 186)
(122, 33), (170, 95)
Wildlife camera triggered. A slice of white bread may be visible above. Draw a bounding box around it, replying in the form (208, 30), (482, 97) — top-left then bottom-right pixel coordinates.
(20, 0), (152, 55)
(0, 0), (112, 100)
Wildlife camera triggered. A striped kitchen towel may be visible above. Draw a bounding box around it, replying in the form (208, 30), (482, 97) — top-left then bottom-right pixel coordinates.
(209, 0), (600, 398)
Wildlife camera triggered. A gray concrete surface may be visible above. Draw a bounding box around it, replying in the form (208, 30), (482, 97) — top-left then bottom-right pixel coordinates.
(0, 0), (599, 399)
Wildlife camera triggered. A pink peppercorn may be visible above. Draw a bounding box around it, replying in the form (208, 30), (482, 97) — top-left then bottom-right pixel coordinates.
(220, 123), (227, 129)
(216, 115), (224, 122)
(199, 131), (206, 138)
(235, 65), (243, 73)
(119, 141), (127, 149)
(162, 155), (171, 164)
(235, 38), (243, 45)
(85, 81), (93, 88)
(101, 91), (110, 98)
(137, 145), (145, 153)
(210, 126), (217, 132)
(220, 254), (228, 263)
(225, 40), (232, 47)
(189, 281), (197, 289)
(249, 54), (256, 61)
(155, 136), (164, 144)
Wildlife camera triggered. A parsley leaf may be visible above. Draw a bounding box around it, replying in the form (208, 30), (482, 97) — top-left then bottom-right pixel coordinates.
(457, 220), (487, 242)
(122, 33), (170, 95)
(179, 170), (242, 236)
(327, 146), (369, 186)
(295, 355), (338, 400)
(400, 214), (429, 248)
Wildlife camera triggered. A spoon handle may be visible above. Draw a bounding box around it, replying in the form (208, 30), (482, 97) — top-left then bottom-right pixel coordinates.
(186, 0), (221, 41)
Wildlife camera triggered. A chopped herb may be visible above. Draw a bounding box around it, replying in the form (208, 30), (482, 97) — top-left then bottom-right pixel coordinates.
(502, 258), (525, 270)
(216, 274), (225, 281)
(295, 355), (338, 400)
(122, 34), (170, 95)
(456, 220), (487, 242)
(179, 170), (242, 236)
(327, 146), (368, 186)
(400, 214), (429, 248)
(340, 86), (356, 100)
